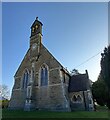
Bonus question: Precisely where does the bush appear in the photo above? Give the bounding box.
[0,100,9,108]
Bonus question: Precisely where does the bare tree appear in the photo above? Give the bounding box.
[0,84,10,100]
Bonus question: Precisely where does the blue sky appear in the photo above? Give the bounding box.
[2,2,108,95]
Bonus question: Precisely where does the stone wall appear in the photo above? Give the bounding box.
[9,43,70,111]
[83,90,94,111]
[69,91,85,111]
[33,85,69,111]
[9,89,26,109]
[69,90,94,111]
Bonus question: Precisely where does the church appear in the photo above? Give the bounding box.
[9,17,94,111]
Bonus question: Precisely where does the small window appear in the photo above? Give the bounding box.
[27,87,31,98]
[77,95,82,102]
[63,73,66,83]
[71,94,82,103]
[73,95,77,102]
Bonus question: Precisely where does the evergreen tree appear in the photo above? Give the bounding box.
[101,45,110,90]
[92,74,109,107]
[92,45,110,109]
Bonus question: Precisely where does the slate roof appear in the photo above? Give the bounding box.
[68,73,91,92]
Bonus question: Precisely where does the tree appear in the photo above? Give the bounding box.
[101,45,110,91]
[92,74,109,106]
[0,84,10,100]
[70,69,80,75]
[100,45,110,109]
[92,46,110,109]
[0,85,10,108]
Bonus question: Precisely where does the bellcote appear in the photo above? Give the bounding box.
[30,17,43,38]
[30,17,43,59]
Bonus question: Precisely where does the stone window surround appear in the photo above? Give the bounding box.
[15,68,30,89]
[41,66,48,86]
[38,63,49,87]
[21,68,30,89]
[71,93,83,103]
[27,86,32,98]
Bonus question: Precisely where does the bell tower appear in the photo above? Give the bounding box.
[24,17,43,111]
[30,17,43,37]
[30,17,43,59]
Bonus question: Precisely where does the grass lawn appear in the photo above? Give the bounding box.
[1,108,110,119]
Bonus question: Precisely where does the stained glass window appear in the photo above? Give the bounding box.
[40,65,48,86]
[41,68,44,86]
[22,70,29,89]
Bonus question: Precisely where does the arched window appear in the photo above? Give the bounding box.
[40,64,48,86]
[77,95,82,102]
[72,95,77,102]
[22,69,29,89]
[71,94,82,103]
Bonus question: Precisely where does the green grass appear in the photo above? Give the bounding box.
[2,109,109,119]
[96,105,109,111]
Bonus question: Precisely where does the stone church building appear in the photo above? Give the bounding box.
[9,17,94,111]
